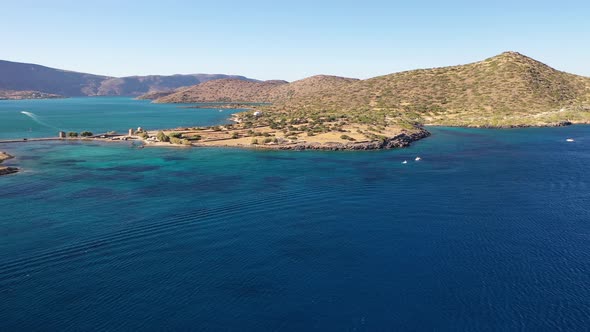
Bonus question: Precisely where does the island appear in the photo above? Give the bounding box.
[141,51,590,130]
[2,51,590,154]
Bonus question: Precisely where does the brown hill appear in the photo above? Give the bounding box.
[153,75,359,104]
[269,52,590,126]
[154,79,289,103]
[153,52,590,126]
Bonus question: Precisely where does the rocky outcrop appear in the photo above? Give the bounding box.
[276,128,430,151]
[0,166,18,176]
[0,151,18,176]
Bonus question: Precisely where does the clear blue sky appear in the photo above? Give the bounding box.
[2,0,589,81]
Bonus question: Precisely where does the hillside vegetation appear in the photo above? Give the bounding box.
[154,79,289,103]
[156,52,590,128]
[153,75,360,103]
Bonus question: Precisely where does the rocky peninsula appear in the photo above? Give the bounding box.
[0,152,18,176]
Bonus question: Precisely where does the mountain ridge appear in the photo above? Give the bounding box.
[0,60,259,98]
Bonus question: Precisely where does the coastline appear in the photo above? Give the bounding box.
[0,151,18,176]
[190,128,430,151]
[423,120,586,129]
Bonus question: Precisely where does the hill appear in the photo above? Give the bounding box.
[154,79,289,103]
[156,52,590,128]
[266,52,590,127]
[0,60,108,96]
[153,75,359,103]
[0,60,258,97]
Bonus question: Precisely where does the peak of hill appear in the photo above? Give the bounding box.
[0,60,259,97]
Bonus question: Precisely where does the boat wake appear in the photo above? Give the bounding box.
[20,111,59,130]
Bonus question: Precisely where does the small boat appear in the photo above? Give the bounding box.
[402,160,408,164]
[566,138,575,142]
[415,157,421,161]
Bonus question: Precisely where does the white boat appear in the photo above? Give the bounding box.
[566,138,575,142]
[415,157,421,161]
[402,160,408,164]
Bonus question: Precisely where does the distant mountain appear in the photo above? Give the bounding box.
[0,60,258,97]
[0,60,108,97]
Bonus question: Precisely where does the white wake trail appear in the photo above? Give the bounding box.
[20,111,59,130]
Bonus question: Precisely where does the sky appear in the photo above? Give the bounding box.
[1,0,589,81]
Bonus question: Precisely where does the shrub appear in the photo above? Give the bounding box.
[168,132,182,138]
[340,135,356,141]
[189,135,202,141]
[140,132,149,139]
[67,132,79,137]
[80,131,93,137]
[156,131,170,142]
[251,138,258,145]
[263,138,272,143]
[231,132,239,139]
[169,137,192,145]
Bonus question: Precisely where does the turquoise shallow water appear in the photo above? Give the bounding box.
[0,97,240,139]
[1,99,590,330]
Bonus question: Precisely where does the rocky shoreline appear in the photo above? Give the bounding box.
[0,152,18,176]
[266,128,431,151]
[425,120,587,129]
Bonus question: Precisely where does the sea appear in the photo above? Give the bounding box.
[1,98,589,330]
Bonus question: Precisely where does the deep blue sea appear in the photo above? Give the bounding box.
[1,98,589,330]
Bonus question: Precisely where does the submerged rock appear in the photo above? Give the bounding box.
[0,166,18,176]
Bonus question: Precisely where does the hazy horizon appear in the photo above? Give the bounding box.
[2,0,589,81]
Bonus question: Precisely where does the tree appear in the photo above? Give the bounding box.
[67,132,79,137]
[80,131,93,137]
[156,131,170,142]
